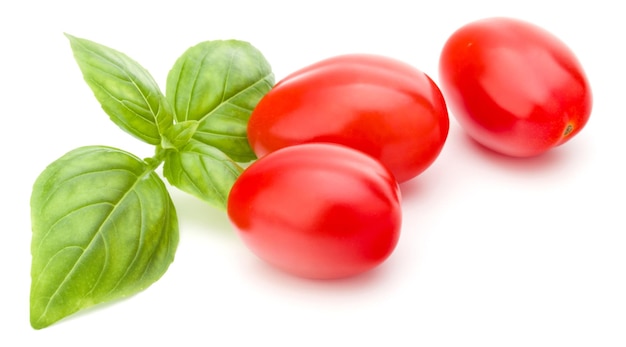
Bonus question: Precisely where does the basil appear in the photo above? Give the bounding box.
[30,35,274,329]
[163,139,243,210]
[30,146,178,329]
[166,40,274,162]
[66,34,173,145]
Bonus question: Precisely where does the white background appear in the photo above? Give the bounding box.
[2,0,624,345]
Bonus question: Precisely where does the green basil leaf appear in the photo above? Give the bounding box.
[66,34,173,145]
[163,140,243,210]
[161,120,199,150]
[30,146,179,329]
[166,40,274,162]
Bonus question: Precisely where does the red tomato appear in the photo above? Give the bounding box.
[439,17,592,157]
[227,143,402,279]
[247,54,449,183]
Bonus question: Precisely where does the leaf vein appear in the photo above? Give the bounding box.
[36,169,152,323]
[77,42,161,124]
[104,190,144,297]
[198,73,273,123]
[40,167,139,211]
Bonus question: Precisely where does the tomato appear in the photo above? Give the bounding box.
[247,54,449,183]
[227,143,402,279]
[439,17,592,157]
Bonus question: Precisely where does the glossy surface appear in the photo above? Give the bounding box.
[248,54,449,182]
[227,143,402,279]
[439,17,592,157]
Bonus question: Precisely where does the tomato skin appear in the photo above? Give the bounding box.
[439,17,592,157]
[247,54,449,183]
[227,143,402,279]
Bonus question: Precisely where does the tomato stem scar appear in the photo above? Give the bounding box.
[563,124,574,137]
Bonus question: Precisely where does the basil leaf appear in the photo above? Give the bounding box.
[163,140,243,210]
[166,40,274,162]
[161,120,199,150]
[30,146,179,329]
[66,34,173,145]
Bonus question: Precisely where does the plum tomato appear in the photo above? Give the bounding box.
[226,143,402,279]
[247,54,449,183]
[439,17,592,157]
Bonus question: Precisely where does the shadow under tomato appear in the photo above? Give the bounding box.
[399,177,424,199]
[242,253,397,294]
[236,258,406,313]
[397,157,451,208]
[459,131,573,174]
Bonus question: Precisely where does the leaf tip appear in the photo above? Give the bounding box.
[29,309,49,330]
[30,320,44,330]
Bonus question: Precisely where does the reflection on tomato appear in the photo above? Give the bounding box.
[248,54,449,183]
[227,143,402,279]
[439,17,592,157]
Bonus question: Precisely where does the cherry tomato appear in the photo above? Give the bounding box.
[439,17,592,157]
[247,54,449,183]
[227,143,402,279]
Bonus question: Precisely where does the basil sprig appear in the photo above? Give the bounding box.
[30,35,274,329]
